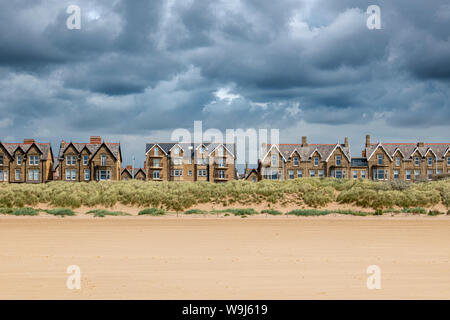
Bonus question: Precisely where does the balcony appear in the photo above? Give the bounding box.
[214,163,229,169]
[214,173,229,181]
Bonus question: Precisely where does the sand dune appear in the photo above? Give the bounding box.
[0,216,449,299]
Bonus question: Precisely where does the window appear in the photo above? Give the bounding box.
[153,159,160,167]
[15,169,20,181]
[310,170,316,177]
[414,157,420,166]
[66,169,76,181]
[293,157,299,166]
[153,170,160,179]
[173,147,180,156]
[297,170,303,178]
[0,155,3,165]
[188,170,192,176]
[252,177,256,183]
[29,155,39,165]
[97,170,110,181]
[29,169,39,181]
[406,170,411,180]
[199,146,205,153]
[271,154,278,167]
[289,170,294,179]
[361,170,366,179]
[71,169,76,180]
[395,157,400,167]
[314,158,319,166]
[218,147,224,156]
[218,158,225,167]
[447,157,450,166]
[84,169,90,181]
[437,169,442,175]
[0,169,7,181]
[353,170,358,179]
[377,154,383,165]
[218,170,225,179]
[318,170,324,178]
[101,155,107,166]
[373,168,387,180]
[427,170,433,180]
[172,158,182,165]
[17,155,22,165]
[83,155,88,166]
[335,169,343,179]
[428,157,433,166]
[154,147,159,156]
[393,170,399,179]
[336,155,342,166]
[414,170,420,179]
[198,169,204,177]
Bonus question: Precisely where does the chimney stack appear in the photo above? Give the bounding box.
[344,137,349,148]
[365,134,371,148]
[245,162,249,174]
[90,136,102,144]
[417,142,424,147]
[23,139,35,144]
[301,136,308,147]
[126,165,132,170]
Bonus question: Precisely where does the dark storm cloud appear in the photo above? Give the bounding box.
[0,0,449,166]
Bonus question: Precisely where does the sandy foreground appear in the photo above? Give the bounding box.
[0,215,449,299]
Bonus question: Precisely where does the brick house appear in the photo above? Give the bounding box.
[145,142,236,182]
[57,136,122,182]
[363,135,450,181]
[0,139,54,183]
[259,136,351,179]
[121,165,146,181]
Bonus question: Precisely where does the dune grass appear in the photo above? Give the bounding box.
[287,209,371,216]
[138,208,166,216]
[184,209,207,215]
[41,208,75,216]
[0,207,39,216]
[261,209,283,215]
[86,209,131,217]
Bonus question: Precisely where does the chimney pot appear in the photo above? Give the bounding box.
[417,142,424,147]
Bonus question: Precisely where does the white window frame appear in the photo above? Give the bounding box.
[395,157,400,167]
[314,157,319,166]
[414,157,420,166]
[393,170,399,179]
[427,170,433,180]
[293,157,299,166]
[0,169,8,181]
[353,170,358,179]
[288,170,294,179]
[414,169,420,179]
[271,154,278,167]
[405,170,411,180]
[310,170,316,177]
[0,155,3,166]
[427,157,433,167]
[17,155,22,166]
[377,154,383,165]
[84,169,90,181]
[297,170,303,178]
[83,155,88,166]
[188,170,192,176]
[318,170,324,178]
[153,170,160,179]
[101,154,107,166]
[154,147,159,156]
[336,155,341,166]
[361,170,366,179]
[15,169,20,181]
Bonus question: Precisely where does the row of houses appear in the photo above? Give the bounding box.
[0,135,449,183]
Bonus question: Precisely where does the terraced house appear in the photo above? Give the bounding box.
[362,135,450,181]
[145,142,236,182]
[0,139,54,183]
[259,136,352,180]
[57,136,122,182]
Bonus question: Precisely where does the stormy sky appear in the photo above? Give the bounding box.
[0,0,449,168]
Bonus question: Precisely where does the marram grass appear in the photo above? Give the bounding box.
[0,178,447,211]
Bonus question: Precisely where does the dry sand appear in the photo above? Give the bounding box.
[0,216,449,299]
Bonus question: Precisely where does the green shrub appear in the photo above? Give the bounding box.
[374,209,383,216]
[138,208,166,216]
[427,210,442,216]
[402,207,426,214]
[261,209,283,215]
[86,209,130,217]
[184,209,207,215]
[43,208,75,216]
[0,207,39,216]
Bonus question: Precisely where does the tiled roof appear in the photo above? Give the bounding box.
[366,143,450,160]
[121,167,146,178]
[145,142,236,157]
[267,143,351,162]
[58,142,121,160]
[0,142,52,160]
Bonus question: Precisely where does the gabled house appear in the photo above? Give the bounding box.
[259,136,351,179]
[0,139,54,183]
[57,136,122,182]
[363,135,450,181]
[121,166,146,181]
[145,142,236,182]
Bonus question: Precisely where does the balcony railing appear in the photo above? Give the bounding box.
[214,173,229,180]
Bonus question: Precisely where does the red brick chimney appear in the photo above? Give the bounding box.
[301,136,308,147]
[90,136,102,144]
[23,139,35,144]
[126,165,132,170]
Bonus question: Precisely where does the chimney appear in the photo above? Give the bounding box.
[245,162,249,174]
[126,165,132,170]
[23,139,35,144]
[365,134,371,148]
[90,136,102,144]
[344,137,349,148]
[362,150,366,158]
[417,142,424,147]
[301,136,308,147]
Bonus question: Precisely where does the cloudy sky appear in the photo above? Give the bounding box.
[0,0,449,168]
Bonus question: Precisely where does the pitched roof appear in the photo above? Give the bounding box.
[0,142,52,160]
[145,142,236,157]
[121,167,146,178]
[265,143,350,162]
[365,143,450,160]
[58,141,121,161]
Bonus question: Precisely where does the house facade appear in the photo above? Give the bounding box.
[121,166,146,181]
[0,139,54,183]
[145,142,236,182]
[363,135,450,181]
[57,136,122,182]
[259,136,352,180]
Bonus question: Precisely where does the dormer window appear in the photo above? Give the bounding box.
[335,155,341,166]
[414,157,420,166]
[17,155,22,165]
[448,157,450,166]
[66,155,76,166]
[428,157,433,166]
[314,157,319,166]
[83,155,88,166]
[29,155,39,166]
[154,147,159,156]
[200,146,205,154]
[0,155,3,165]
[174,147,180,156]
[395,157,400,166]
[271,154,278,167]
[218,146,224,156]
[293,157,299,166]
[101,154,107,166]
[377,154,383,165]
